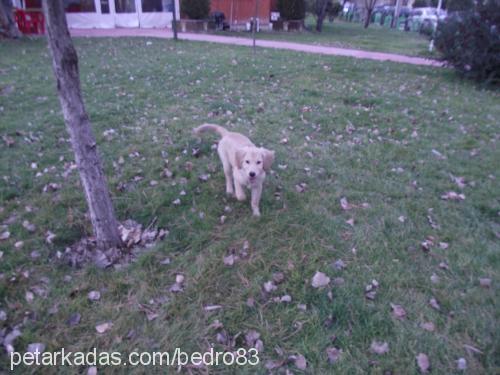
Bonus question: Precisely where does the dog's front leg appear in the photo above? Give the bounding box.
[223,164,234,196]
[233,170,246,201]
[250,184,263,217]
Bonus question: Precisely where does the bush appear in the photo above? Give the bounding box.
[447,0,474,12]
[278,0,306,20]
[181,0,210,20]
[435,0,500,84]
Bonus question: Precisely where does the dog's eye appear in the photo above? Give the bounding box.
[257,161,262,165]
[245,160,250,164]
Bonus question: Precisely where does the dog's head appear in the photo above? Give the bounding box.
[236,147,275,182]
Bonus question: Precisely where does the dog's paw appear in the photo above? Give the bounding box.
[236,193,246,201]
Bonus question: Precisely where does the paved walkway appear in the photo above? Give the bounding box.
[70,28,443,67]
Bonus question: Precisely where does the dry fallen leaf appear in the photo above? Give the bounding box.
[263,281,277,293]
[95,322,113,334]
[326,347,342,364]
[416,353,430,373]
[311,271,330,288]
[370,341,389,355]
[88,291,101,301]
[293,354,307,370]
[429,298,441,310]
[456,357,467,370]
[479,278,491,288]
[223,254,235,266]
[340,197,352,210]
[441,191,465,201]
[420,322,435,332]
[390,303,407,320]
[0,231,10,241]
[27,343,45,353]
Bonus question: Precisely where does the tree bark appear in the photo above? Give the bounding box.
[171,0,178,40]
[42,0,122,250]
[315,0,328,32]
[364,9,372,28]
[0,0,22,38]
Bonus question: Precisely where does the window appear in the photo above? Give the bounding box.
[64,0,96,12]
[142,0,164,12]
[115,0,136,12]
[101,0,110,13]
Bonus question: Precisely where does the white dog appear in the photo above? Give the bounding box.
[193,123,275,216]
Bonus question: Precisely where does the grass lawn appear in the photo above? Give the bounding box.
[214,19,435,57]
[0,37,499,374]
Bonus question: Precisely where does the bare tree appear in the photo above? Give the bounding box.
[363,0,378,28]
[0,0,22,38]
[42,0,123,250]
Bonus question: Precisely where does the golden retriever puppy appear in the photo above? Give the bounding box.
[193,123,275,216]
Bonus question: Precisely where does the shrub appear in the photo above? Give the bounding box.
[435,0,500,84]
[278,0,306,20]
[181,0,210,20]
[447,0,474,12]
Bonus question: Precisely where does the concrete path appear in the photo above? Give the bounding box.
[70,28,443,67]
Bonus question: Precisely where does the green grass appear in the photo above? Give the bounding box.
[214,18,435,57]
[0,37,499,374]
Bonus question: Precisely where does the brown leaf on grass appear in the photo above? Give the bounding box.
[138,304,159,321]
[416,353,430,373]
[340,197,352,210]
[390,303,407,320]
[0,231,10,240]
[3,328,21,353]
[27,343,46,353]
[370,341,389,355]
[293,354,307,370]
[203,305,222,312]
[223,254,235,266]
[311,271,330,288]
[245,330,260,347]
[88,291,101,301]
[45,231,56,244]
[2,135,15,147]
[95,322,113,333]
[457,358,467,370]
[22,220,36,232]
[326,347,342,364]
[479,278,492,288]
[295,183,307,193]
[429,298,441,310]
[265,360,284,370]
[272,272,285,284]
[263,281,277,293]
[441,191,465,201]
[420,322,435,332]
[67,313,81,326]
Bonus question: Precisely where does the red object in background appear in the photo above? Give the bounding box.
[14,9,45,35]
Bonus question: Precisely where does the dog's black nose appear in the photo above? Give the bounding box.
[249,172,256,178]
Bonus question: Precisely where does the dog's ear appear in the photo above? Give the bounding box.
[262,148,275,172]
[235,148,246,169]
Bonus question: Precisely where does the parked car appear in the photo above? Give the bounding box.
[409,7,447,32]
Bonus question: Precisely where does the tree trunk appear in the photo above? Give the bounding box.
[171,0,178,40]
[42,0,122,250]
[0,0,22,38]
[316,0,328,32]
[364,9,372,28]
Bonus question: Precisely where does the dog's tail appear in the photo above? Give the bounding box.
[193,123,229,138]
